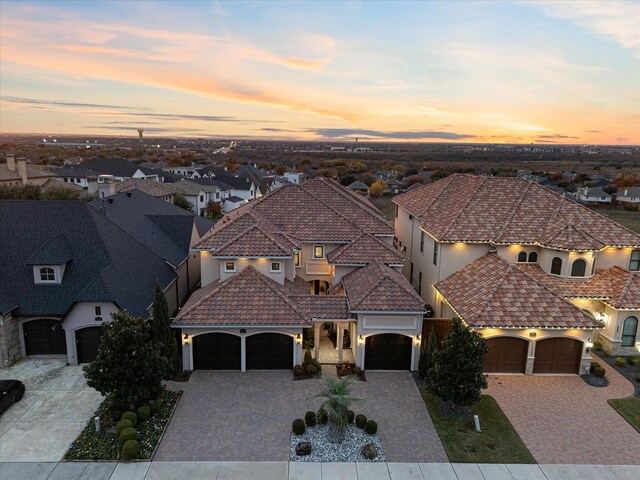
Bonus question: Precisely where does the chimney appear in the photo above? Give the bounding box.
[17,159,27,184]
[6,154,15,171]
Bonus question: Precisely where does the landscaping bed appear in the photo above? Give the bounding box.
[420,387,535,464]
[608,397,640,433]
[593,352,640,397]
[336,362,366,381]
[65,388,181,461]
[290,424,384,462]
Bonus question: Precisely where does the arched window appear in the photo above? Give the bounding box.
[517,251,527,262]
[39,267,55,281]
[622,316,638,347]
[551,257,562,275]
[528,252,538,263]
[571,259,587,277]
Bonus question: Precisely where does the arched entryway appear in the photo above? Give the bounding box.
[364,334,412,370]
[192,333,241,370]
[75,326,103,363]
[309,280,329,295]
[23,319,67,355]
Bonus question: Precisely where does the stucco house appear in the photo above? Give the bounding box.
[617,187,640,205]
[0,193,212,368]
[173,177,425,372]
[577,186,612,205]
[393,174,640,375]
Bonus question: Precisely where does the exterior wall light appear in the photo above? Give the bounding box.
[415,335,421,346]
[358,335,364,345]
[586,338,593,349]
[182,334,190,345]
[295,334,302,344]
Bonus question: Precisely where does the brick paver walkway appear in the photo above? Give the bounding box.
[485,359,639,465]
[155,371,446,462]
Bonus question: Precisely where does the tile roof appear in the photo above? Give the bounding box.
[434,253,602,329]
[518,264,640,309]
[341,262,425,312]
[393,174,640,250]
[115,179,177,197]
[290,295,351,319]
[327,233,403,265]
[173,266,312,326]
[0,163,56,181]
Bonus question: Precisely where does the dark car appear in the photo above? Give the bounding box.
[0,380,25,415]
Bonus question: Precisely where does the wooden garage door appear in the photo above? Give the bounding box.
[484,337,528,373]
[193,333,241,370]
[533,338,582,374]
[76,327,102,364]
[365,334,412,370]
[246,333,293,370]
[23,319,67,355]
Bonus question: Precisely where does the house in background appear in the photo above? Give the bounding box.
[173,177,425,372]
[172,178,223,216]
[393,174,640,376]
[347,181,370,195]
[577,186,612,205]
[115,178,177,203]
[1,154,57,186]
[617,187,640,205]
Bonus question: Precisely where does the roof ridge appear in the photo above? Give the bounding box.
[315,177,385,218]
[416,174,456,220]
[616,268,635,307]
[248,267,311,322]
[471,254,513,322]
[347,266,388,310]
[440,176,489,240]
[496,180,535,243]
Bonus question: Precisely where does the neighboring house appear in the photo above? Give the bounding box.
[89,190,213,313]
[283,172,304,185]
[385,179,403,194]
[172,178,222,216]
[79,158,160,182]
[40,178,85,193]
[347,181,370,195]
[115,178,177,203]
[617,187,640,205]
[577,186,612,205]
[1,155,57,186]
[0,200,179,368]
[221,195,247,213]
[393,174,640,376]
[173,177,425,372]
[50,166,100,191]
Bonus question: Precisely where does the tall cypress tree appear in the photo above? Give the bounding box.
[152,282,180,379]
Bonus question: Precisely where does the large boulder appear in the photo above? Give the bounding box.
[296,441,312,456]
[361,443,377,460]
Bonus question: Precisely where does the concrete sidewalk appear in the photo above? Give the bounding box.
[2,461,639,480]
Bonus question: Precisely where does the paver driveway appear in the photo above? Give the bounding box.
[0,358,103,462]
[156,371,446,462]
[485,359,640,465]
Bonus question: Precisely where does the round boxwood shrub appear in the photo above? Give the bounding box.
[118,427,138,447]
[120,439,140,461]
[590,362,600,374]
[293,365,304,376]
[345,409,355,424]
[305,411,317,427]
[121,411,137,426]
[317,408,328,425]
[364,420,378,435]
[136,405,151,422]
[627,356,638,366]
[115,419,133,436]
[594,366,606,378]
[615,356,626,367]
[355,414,367,429]
[292,419,305,435]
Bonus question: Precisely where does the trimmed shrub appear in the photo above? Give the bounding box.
[615,357,626,367]
[627,356,638,366]
[118,427,138,447]
[120,439,140,461]
[593,342,603,351]
[304,411,317,427]
[355,414,367,429]
[304,363,318,376]
[121,411,137,426]
[590,362,600,373]
[292,419,305,435]
[352,366,363,376]
[115,419,133,436]
[293,365,304,376]
[317,408,328,425]
[364,420,378,435]
[136,405,151,422]
[150,398,162,414]
[345,409,355,424]
[594,366,606,378]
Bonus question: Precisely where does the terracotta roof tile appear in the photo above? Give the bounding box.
[291,295,351,319]
[342,262,424,312]
[393,174,640,250]
[115,179,177,198]
[435,253,602,329]
[327,233,403,265]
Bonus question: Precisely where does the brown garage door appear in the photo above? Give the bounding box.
[484,337,528,373]
[533,338,582,374]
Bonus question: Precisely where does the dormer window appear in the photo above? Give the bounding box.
[517,251,527,263]
[630,250,640,271]
[551,257,563,275]
[224,261,236,272]
[270,262,281,273]
[528,252,538,263]
[571,259,587,277]
[40,267,55,282]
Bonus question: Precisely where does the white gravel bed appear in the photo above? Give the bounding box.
[290,424,385,462]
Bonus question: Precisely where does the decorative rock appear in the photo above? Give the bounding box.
[361,443,377,460]
[296,441,312,456]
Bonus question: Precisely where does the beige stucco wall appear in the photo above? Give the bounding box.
[596,247,634,270]
[219,257,291,284]
[63,302,119,365]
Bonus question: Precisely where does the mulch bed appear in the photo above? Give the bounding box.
[336,362,366,381]
[580,373,609,388]
[593,351,640,397]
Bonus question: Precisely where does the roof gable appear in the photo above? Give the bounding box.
[327,233,403,265]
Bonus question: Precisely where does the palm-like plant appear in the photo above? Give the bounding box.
[311,375,361,443]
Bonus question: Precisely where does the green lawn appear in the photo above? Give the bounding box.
[420,387,535,464]
[598,209,640,233]
[608,397,640,433]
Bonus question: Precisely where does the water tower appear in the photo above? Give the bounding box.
[137,129,144,145]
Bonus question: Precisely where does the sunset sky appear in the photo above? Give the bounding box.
[1,1,639,144]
